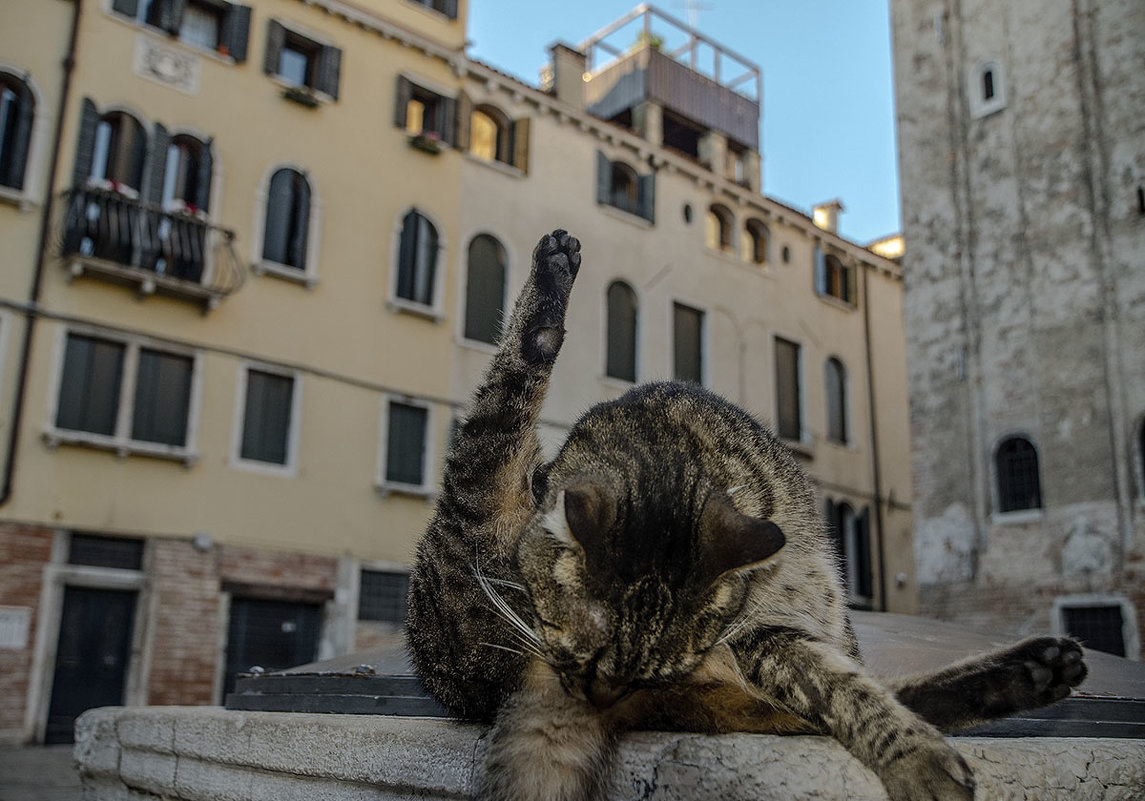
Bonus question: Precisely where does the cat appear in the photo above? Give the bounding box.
[406,230,1087,801]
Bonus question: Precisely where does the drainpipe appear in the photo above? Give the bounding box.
[0,0,81,507]
[861,262,889,611]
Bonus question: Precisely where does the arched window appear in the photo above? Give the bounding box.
[263,168,311,270]
[970,59,1007,118]
[161,134,211,212]
[995,436,1043,513]
[742,218,768,265]
[605,280,637,382]
[0,72,34,191]
[470,105,510,164]
[464,234,506,344]
[396,209,439,306]
[89,110,147,190]
[609,161,639,215]
[825,357,848,444]
[706,204,733,252]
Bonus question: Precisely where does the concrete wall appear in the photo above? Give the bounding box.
[891,0,1145,647]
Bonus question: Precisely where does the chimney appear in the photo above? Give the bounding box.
[543,42,587,109]
[812,199,845,234]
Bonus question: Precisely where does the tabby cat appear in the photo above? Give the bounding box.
[407,230,1086,801]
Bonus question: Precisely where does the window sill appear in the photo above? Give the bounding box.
[781,436,814,460]
[254,260,319,288]
[600,374,637,389]
[408,133,448,154]
[107,11,239,66]
[280,84,326,108]
[42,428,198,466]
[230,455,298,478]
[815,292,858,312]
[388,299,445,322]
[463,151,524,178]
[457,336,500,354]
[66,257,226,311]
[0,185,37,211]
[376,481,437,500]
[992,509,1044,526]
[598,203,654,228]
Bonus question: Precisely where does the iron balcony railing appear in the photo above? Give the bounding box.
[60,184,245,308]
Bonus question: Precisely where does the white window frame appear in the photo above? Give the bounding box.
[969,59,1007,119]
[250,162,322,288]
[388,206,447,320]
[0,65,48,211]
[230,360,302,477]
[43,325,203,464]
[376,395,435,497]
[1051,594,1140,661]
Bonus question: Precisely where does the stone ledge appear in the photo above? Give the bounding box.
[75,706,1145,801]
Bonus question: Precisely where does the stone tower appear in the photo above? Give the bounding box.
[890,0,1145,656]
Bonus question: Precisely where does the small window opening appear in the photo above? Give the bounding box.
[1137,186,1144,217]
[982,69,995,101]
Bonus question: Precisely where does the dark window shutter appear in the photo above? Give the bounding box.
[131,349,192,446]
[159,0,187,35]
[440,96,457,146]
[288,172,310,269]
[264,19,286,74]
[813,246,827,295]
[111,0,140,16]
[672,303,703,385]
[464,234,507,344]
[606,281,637,381]
[856,507,873,600]
[317,45,341,100]
[393,75,412,128]
[144,123,170,206]
[637,172,655,223]
[221,4,251,63]
[511,116,530,173]
[454,91,472,151]
[595,150,610,205]
[241,369,293,464]
[263,168,291,264]
[386,402,428,485]
[441,0,458,19]
[125,117,148,190]
[397,210,416,298]
[2,80,34,190]
[195,138,213,212]
[56,334,125,437]
[775,338,801,440]
[72,99,100,186]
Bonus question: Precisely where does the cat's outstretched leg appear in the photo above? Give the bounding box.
[889,635,1086,732]
[407,231,581,720]
[478,661,615,801]
[731,628,975,801]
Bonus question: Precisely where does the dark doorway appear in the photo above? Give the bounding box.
[222,597,321,699]
[46,586,137,744]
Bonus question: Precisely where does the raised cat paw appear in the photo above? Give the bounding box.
[1001,635,1087,708]
[880,740,975,801]
[522,230,581,364]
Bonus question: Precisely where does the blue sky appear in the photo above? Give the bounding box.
[467,1,900,244]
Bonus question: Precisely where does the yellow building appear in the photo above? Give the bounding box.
[0,0,912,744]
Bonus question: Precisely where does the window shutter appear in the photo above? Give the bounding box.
[264,19,286,74]
[441,0,458,19]
[595,150,610,205]
[393,75,412,128]
[856,507,873,600]
[159,0,187,36]
[813,246,826,295]
[289,172,311,269]
[144,123,170,205]
[221,4,251,63]
[317,45,342,100]
[637,172,655,223]
[511,116,530,173]
[454,91,471,151]
[195,138,213,212]
[440,96,457,146]
[111,0,139,18]
[4,81,34,190]
[72,99,100,186]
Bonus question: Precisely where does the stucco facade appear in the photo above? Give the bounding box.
[890,0,1145,656]
[0,0,912,744]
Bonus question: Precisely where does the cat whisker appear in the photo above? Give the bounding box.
[480,642,525,656]
[473,562,544,650]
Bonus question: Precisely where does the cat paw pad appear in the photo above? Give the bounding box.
[1015,636,1087,703]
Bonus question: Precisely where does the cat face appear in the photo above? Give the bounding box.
[513,479,785,708]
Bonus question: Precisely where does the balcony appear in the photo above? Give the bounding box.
[581,4,761,150]
[59,185,245,310]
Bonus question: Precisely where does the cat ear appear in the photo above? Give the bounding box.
[699,492,786,583]
[560,480,617,558]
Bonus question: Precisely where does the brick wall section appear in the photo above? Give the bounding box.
[146,539,220,706]
[0,524,52,733]
[218,546,338,593]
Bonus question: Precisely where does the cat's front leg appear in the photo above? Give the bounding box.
[478,660,616,801]
[731,628,974,801]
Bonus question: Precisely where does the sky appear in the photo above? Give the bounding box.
[467,0,901,244]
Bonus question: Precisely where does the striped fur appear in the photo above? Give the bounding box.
[406,230,1087,801]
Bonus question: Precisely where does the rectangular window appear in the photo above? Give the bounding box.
[265,20,341,99]
[393,77,455,144]
[673,302,704,385]
[775,337,802,441]
[1062,604,1126,657]
[179,0,223,50]
[114,0,250,61]
[358,570,410,624]
[69,533,145,570]
[240,369,295,466]
[53,332,197,457]
[384,401,429,488]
